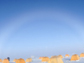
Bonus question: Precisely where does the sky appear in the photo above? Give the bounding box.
[0,0,84,60]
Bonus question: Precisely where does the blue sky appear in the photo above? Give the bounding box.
[0,0,84,60]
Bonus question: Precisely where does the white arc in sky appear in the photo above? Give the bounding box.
[0,10,84,53]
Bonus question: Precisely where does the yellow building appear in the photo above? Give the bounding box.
[48,56,63,63]
[2,59,9,63]
[13,59,17,62]
[51,56,57,58]
[41,57,49,62]
[80,53,84,57]
[39,57,43,60]
[65,54,69,57]
[71,54,79,61]
[16,58,25,63]
[26,58,32,62]
[58,55,63,58]
[0,59,2,62]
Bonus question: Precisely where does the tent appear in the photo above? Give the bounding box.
[48,56,64,63]
[26,58,32,62]
[65,54,69,57]
[13,59,17,62]
[58,55,63,58]
[16,58,25,63]
[71,54,80,61]
[0,59,2,62]
[2,59,9,63]
[80,53,84,57]
[41,57,49,62]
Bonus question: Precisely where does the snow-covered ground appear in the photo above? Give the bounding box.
[63,57,84,63]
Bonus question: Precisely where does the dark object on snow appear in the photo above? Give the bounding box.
[7,57,10,61]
